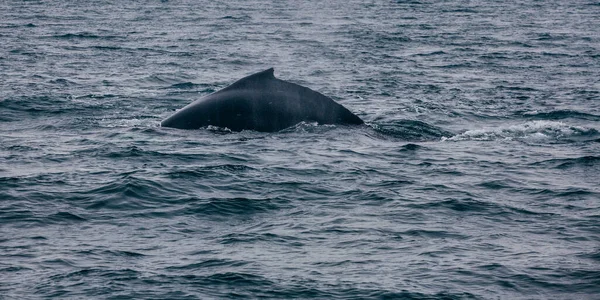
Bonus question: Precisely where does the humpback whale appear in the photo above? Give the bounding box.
[160,68,363,132]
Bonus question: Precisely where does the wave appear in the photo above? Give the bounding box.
[165,82,203,89]
[46,211,87,223]
[371,120,454,141]
[52,33,122,40]
[531,155,600,170]
[219,232,304,246]
[53,273,478,299]
[165,164,255,179]
[31,265,481,299]
[521,110,600,121]
[399,143,422,151]
[183,197,284,217]
[48,78,79,86]
[56,172,286,219]
[444,121,598,143]
[165,259,248,271]
[0,96,76,116]
[406,196,555,218]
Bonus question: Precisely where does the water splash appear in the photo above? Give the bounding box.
[444,121,598,142]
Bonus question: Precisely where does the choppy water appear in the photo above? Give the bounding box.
[1,0,599,299]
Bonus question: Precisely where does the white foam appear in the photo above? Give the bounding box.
[99,118,156,128]
[443,121,592,142]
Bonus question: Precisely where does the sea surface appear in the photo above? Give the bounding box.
[1,0,599,299]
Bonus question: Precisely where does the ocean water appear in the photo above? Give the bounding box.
[1,0,599,299]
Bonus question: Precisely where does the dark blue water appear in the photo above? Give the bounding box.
[1,0,599,299]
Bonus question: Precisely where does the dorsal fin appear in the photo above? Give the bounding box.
[223,68,276,91]
[248,68,275,80]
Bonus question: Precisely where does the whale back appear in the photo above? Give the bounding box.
[160,68,363,132]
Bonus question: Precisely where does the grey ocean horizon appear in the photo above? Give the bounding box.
[1,0,599,299]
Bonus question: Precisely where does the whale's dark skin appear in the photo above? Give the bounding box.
[160,68,364,132]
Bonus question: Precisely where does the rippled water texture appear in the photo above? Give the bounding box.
[1,0,599,299]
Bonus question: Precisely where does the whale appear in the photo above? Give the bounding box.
[160,68,363,132]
